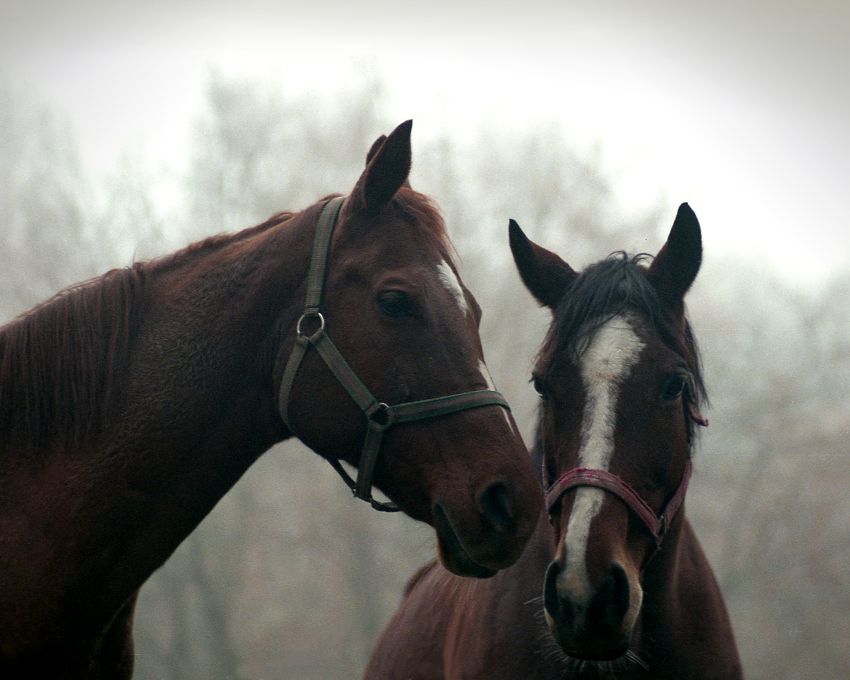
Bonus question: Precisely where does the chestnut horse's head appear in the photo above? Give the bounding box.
[279,121,542,577]
[510,205,707,658]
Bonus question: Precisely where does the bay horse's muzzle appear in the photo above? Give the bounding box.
[541,462,692,659]
[543,557,635,660]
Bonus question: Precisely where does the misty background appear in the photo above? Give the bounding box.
[2,2,849,678]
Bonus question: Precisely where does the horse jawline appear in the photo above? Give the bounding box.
[432,503,497,579]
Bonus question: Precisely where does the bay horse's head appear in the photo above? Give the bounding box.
[279,121,542,577]
[510,205,707,659]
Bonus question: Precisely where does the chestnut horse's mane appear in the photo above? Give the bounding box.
[0,188,451,460]
[391,188,455,264]
[0,212,294,459]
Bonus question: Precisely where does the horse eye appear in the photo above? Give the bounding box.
[377,291,416,318]
[661,374,688,401]
[532,376,551,400]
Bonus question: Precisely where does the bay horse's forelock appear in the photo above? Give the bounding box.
[0,121,543,678]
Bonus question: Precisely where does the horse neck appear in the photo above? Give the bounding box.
[632,512,724,676]
[0,212,318,633]
[114,210,314,466]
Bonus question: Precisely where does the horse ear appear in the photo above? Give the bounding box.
[647,203,702,315]
[509,219,577,310]
[351,120,412,215]
[365,134,387,163]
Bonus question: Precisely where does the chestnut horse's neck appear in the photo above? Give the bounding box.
[0,208,304,461]
[0,207,316,672]
[630,515,741,679]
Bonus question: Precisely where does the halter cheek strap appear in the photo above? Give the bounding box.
[545,459,692,551]
[278,197,512,512]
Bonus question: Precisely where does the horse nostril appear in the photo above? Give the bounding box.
[477,481,516,535]
[543,560,564,623]
[591,563,631,630]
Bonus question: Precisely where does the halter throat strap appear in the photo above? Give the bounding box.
[545,460,692,551]
[278,197,511,512]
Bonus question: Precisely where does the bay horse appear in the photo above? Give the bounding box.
[0,120,542,679]
[365,204,742,679]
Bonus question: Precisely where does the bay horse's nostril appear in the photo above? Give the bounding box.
[543,560,565,624]
[590,563,631,632]
[477,481,516,535]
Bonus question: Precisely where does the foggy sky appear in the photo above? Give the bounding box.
[2,0,848,287]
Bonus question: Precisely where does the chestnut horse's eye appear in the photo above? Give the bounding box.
[661,374,689,401]
[532,376,551,401]
[377,290,416,318]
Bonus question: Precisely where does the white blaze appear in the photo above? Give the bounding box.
[563,314,645,593]
[437,260,469,317]
[438,261,512,429]
[479,359,515,430]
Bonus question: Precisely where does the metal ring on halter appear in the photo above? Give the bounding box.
[296,312,325,343]
[366,402,393,431]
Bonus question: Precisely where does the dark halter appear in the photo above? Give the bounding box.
[545,460,692,552]
[278,197,513,512]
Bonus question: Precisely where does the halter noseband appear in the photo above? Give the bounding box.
[278,196,512,512]
[544,460,692,552]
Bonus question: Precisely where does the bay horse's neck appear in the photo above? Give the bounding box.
[634,513,741,679]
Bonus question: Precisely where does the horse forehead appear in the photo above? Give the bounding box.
[575,314,646,470]
[578,315,646,384]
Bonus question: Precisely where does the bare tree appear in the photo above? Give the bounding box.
[0,77,94,319]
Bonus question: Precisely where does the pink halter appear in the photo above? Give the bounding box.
[545,460,692,550]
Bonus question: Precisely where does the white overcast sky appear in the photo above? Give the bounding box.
[2,0,848,288]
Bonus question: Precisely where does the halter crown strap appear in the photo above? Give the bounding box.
[278,196,345,430]
[545,460,692,550]
[278,196,512,512]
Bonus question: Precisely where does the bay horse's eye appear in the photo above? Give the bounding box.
[661,374,689,401]
[377,290,416,318]
[532,376,551,401]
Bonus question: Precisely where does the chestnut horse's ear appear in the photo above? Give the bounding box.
[509,219,577,310]
[647,203,702,316]
[351,120,412,215]
[365,134,387,163]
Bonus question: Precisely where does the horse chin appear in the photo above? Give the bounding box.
[544,610,632,662]
[564,643,630,663]
[558,638,629,663]
[432,503,498,578]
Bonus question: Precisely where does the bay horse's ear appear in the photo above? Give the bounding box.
[647,203,702,316]
[509,219,577,310]
[351,120,412,215]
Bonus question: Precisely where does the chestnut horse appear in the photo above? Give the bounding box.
[0,121,542,679]
[365,204,742,679]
